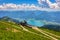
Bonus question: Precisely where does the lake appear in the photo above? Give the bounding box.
[26,19,45,27]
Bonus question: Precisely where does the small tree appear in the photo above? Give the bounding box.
[19,20,27,26]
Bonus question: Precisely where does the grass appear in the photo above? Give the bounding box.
[39,27,60,36]
[0,21,51,40]
[24,26,51,39]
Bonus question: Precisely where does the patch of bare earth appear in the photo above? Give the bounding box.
[6,28,11,31]
[12,28,20,32]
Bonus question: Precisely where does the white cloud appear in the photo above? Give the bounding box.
[0,0,60,9]
[37,0,46,4]
[46,0,59,9]
[37,0,60,9]
[56,0,60,7]
[0,0,60,11]
[0,3,17,9]
[0,5,4,9]
[0,3,39,10]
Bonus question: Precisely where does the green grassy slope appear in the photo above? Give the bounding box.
[39,27,60,39]
[39,28,60,36]
[0,21,51,40]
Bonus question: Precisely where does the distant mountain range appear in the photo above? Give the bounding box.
[0,11,60,23]
[0,16,20,24]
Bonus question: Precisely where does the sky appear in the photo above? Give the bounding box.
[0,0,56,5]
[50,0,56,3]
[0,0,38,5]
[0,0,55,4]
[0,0,60,11]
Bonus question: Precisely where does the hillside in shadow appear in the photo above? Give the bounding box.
[42,24,60,31]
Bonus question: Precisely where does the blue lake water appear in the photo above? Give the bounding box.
[26,20,45,27]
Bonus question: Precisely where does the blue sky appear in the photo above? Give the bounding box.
[50,0,56,3]
[0,0,55,5]
[0,0,38,5]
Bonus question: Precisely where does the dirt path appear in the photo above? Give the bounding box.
[32,27,58,40]
[39,28,60,38]
[20,25,43,35]
[20,25,51,39]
